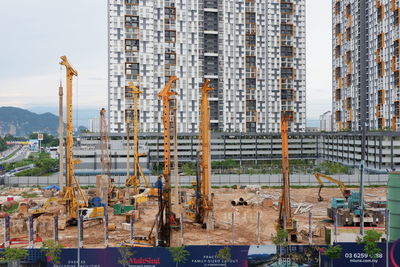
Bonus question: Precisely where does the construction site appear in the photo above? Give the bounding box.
[0,56,395,251]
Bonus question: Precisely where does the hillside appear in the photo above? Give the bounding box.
[0,107,60,137]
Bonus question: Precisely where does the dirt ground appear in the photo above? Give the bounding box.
[0,186,387,248]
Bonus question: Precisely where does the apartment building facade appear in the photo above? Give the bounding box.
[333,0,400,131]
[108,0,306,134]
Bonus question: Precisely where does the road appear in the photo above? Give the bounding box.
[0,145,30,164]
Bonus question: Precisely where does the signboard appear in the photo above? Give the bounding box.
[37,133,44,141]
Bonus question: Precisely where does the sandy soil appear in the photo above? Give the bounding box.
[0,186,387,248]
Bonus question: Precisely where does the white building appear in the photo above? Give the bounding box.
[320,111,332,132]
[108,0,306,133]
[332,0,400,131]
[88,117,100,133]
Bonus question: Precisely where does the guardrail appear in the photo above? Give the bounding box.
[0,173,388,187]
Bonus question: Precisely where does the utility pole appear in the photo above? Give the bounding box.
[58,82,64,192]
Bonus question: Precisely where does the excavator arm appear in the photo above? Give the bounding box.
[313,172,351,201]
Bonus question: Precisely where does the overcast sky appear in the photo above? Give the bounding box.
[0,0,332,124]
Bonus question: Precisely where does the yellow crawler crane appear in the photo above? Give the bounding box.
[60,56,103,221]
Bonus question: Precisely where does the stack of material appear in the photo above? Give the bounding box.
[231,198,248,206]
[96,175,109,205]
[294,203,313,214]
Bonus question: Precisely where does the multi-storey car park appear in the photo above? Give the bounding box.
[74,131,400,175]
[333,0,400,131]
[108,0,306,134]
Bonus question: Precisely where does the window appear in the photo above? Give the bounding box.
[335,67,341,79]
[125,0,138,4]
[377,5,383,21]
[346,51,352,63]
[281,23,293,35]
[281,46,294,57]
[346,27,351,41]
[246,78,256,89]
[395,101,400,117]
[281,2,293,14]
[281,89,294,100]
[335,1,340,14]
[125,39,139,52]
[335,110,341,122]
[246,34,256,46]
[335,88,341,101]
[378,117,385,129]
[165,30,176,42]
[346,97,352,110]
[395,9,399,25]
[246,56,256,66]
[165,53,176,65]
[245,12,256,24]
[281,68,293,78]
[378,62,384,77]
[395,70,400,87]
[335,23,341,35]
[165,7,176,20]
[395,39,399,57]
[378,89,385,104]
[377,32,384,49]
[346,4,351,16]
[125,16,139,27]
[346,74,352,86]
[125,63,139,75]
[335,45,341,58]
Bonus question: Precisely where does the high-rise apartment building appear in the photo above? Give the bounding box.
[320,111,332,132]
[333,0,400,131]
[108,0,306,134]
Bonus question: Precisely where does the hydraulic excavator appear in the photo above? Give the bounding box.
[277,112,297,241]
[313,172,351,202]
[59,56,104,221]
[187,80,214,228]
[124,76,179,247]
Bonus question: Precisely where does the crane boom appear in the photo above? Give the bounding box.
[313,172,352,201]
[157,76,178,246]
[59,56,87,219]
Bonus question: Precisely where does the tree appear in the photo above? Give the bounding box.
[168,246,190,267]
[41,240,64,265]
[0,248,28,267]
[216,247,232,267]
[323,245,342,267]
[357,230,382,266]
[117,246,134,267]
[272,229,288,246]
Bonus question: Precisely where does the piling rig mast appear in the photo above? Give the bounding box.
[100,108,115,201]
[277,112,297,240]
[157,76,178,247]
[59,56,87,219]
[191,80,214,226]
[125,82,148,195]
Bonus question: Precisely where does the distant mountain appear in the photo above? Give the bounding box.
[0,107,60,137]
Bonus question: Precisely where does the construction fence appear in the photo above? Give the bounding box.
[1,173,388,187]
